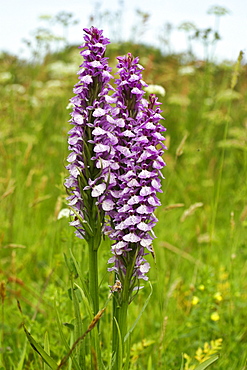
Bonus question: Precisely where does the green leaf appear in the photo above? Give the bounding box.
[63,322,74,331]
[147,355,152,370]
[23,325,58,370]
[64,253,78,278]
[194,354,219,370]
[68,206,94,237]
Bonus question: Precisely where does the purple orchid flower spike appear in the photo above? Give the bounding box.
[64,26,115,249]
[65,29,166,296]
[96,53,167,291]
[64,30,167,364]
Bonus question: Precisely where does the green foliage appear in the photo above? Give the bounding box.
[0,34,247,370]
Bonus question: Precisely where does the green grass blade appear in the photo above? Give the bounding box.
[180,353,184,370]
[74,282,104,370]
[74,282,94,320]
[44,332,50,370]
[23,325,58,370]
[54,302,71,352]
[69,249,91,303]
[124,282,153,342]
[54,302,81,370]
[194,355,219,370]
[16,338,28,370]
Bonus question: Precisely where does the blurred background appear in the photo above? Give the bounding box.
[0,0,246,61]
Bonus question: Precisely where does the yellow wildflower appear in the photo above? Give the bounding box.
[192,296,200,305]
[211,312,220,321]
[214,292,223,302]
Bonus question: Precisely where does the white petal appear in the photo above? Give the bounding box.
[139,262,150,273]
[140,186,153,196]
[102,199,114,211]
[139,170,152,179]
[81,75,93,84]
[137,222,150,231]
[57,208,71,220]
[94,143,110,153]
[73,113,84,125]
[123,233,141,243]
[93,108,106,117]
[140,239,152,247]
[136,205,149,214]
[92,127,107,135]
[91,183,106,197]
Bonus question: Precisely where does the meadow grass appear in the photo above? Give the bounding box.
[0,44,247,369]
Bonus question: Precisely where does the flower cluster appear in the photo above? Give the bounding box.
[99,54,166,284]
[64,27,114,246]
[65,28,166,284]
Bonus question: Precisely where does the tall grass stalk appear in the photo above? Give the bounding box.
[210,51,244,242]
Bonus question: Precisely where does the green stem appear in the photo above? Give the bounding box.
[112,291,129,370]
[112,253,137,369]
[118,268,132,343]
[87,237,104,370]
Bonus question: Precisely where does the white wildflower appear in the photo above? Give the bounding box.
[178,66,195,76]
[144,84,166,96]
[57,208,72,220]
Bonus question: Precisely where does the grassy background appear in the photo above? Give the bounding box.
[0,41,247,369]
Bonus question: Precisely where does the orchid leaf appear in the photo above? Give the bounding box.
[23,325,58,370]
[194,354,219,370]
